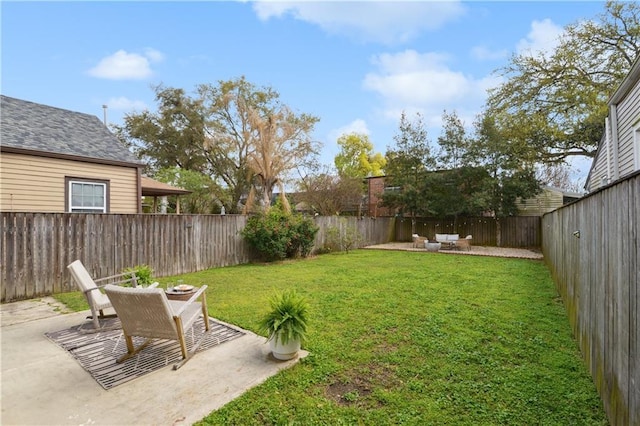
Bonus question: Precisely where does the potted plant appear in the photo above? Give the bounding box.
[258,290,309,360]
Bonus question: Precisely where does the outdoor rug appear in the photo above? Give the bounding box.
[45,317,245,389]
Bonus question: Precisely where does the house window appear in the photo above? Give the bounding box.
[66,178,109,213]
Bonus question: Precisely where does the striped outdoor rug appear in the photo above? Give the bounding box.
[45,317,245,389]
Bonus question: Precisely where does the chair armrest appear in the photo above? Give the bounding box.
[94,271,140,287]
[149,282,160,288]
[172,285,208,317]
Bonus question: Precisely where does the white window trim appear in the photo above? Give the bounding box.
[68,179,107,213]
[634,123,640,171]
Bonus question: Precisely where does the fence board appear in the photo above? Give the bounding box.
[0,214,394,302]
[542,172,639,426]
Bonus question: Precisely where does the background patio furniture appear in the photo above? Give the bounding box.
[435,233,459,249]
[412,234,428,248]
[455,235,473,251]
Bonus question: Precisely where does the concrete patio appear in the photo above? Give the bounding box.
[1,298,306,425]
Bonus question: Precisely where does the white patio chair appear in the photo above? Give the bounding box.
[67,259,157,330]
[104,284,210,370]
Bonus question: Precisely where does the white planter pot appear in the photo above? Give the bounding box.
[425,242,441,252]
[269,336,301,360]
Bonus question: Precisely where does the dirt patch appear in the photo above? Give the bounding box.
[325,364,399,407]
[326,379,373,406]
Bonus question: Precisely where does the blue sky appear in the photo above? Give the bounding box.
[2,1,606,182]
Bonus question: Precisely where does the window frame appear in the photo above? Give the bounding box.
[65,177,110,213]
[634,123,640,171]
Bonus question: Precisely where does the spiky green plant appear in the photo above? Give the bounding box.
[258,290,309,345]
[122,264,154,286]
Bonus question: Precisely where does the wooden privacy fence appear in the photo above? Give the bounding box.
[313,216,395,250]
[1,213,252,302]
[395,216,541,247]
[542,172,639,426]
[1,213,395,302]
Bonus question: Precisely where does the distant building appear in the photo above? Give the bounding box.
[365,176,397,217]
[516,186,584,216]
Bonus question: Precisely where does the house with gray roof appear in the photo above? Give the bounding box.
[0,95,145,213]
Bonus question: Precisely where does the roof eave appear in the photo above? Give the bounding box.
[0,145,145,168]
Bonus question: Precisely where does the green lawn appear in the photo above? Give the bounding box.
[55,250,607,425]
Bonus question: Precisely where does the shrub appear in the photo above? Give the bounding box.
[288,214,319,258]
[241,208,318,262]
[324,220,363,253]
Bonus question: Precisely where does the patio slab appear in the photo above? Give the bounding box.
[1,299,307,426]
[363,242,544,259]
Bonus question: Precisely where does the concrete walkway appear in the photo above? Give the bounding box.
[1,298,306,426]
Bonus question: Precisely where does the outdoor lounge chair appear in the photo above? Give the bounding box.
[67,259,156,331]
[455,235,473,251]
[104,284,210,370]
[412,234,428,248]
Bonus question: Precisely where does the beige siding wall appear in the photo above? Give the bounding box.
[0,152,139,213]
[517,188,563,216]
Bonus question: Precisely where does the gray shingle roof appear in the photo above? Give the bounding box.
[1,95,142,165]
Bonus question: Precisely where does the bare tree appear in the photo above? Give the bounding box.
[244,106,319,213]
[296,168,364,216]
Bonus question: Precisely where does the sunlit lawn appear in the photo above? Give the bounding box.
[55,250,607,425]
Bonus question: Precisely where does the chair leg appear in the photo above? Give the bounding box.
[172,312,211,370]
[91,308,101,329]
[172,317,193,370]
[201,293,210,331]
[116,335,152,363]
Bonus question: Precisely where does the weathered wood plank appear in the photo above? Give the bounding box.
[542,173,639,426]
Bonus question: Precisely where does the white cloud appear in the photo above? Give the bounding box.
[105,96,147,111]
[252,1,466,44]
[88,49,164,80]
[143,48,165,63]
[516,19,563,56]
[362,49,501,133]
[328,119,370,142]
[471,45,508,61]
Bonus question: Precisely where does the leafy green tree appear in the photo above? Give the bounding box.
[114,77,319,214]
[113,85,208,174]
[437,110,472,169]
[382,112,435,232]
[334,133,386,178]
[420,167,491,218]
[429,110,508,226]
[470,113,541,245]
[153,167,227,214]
[486,1,640,164]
